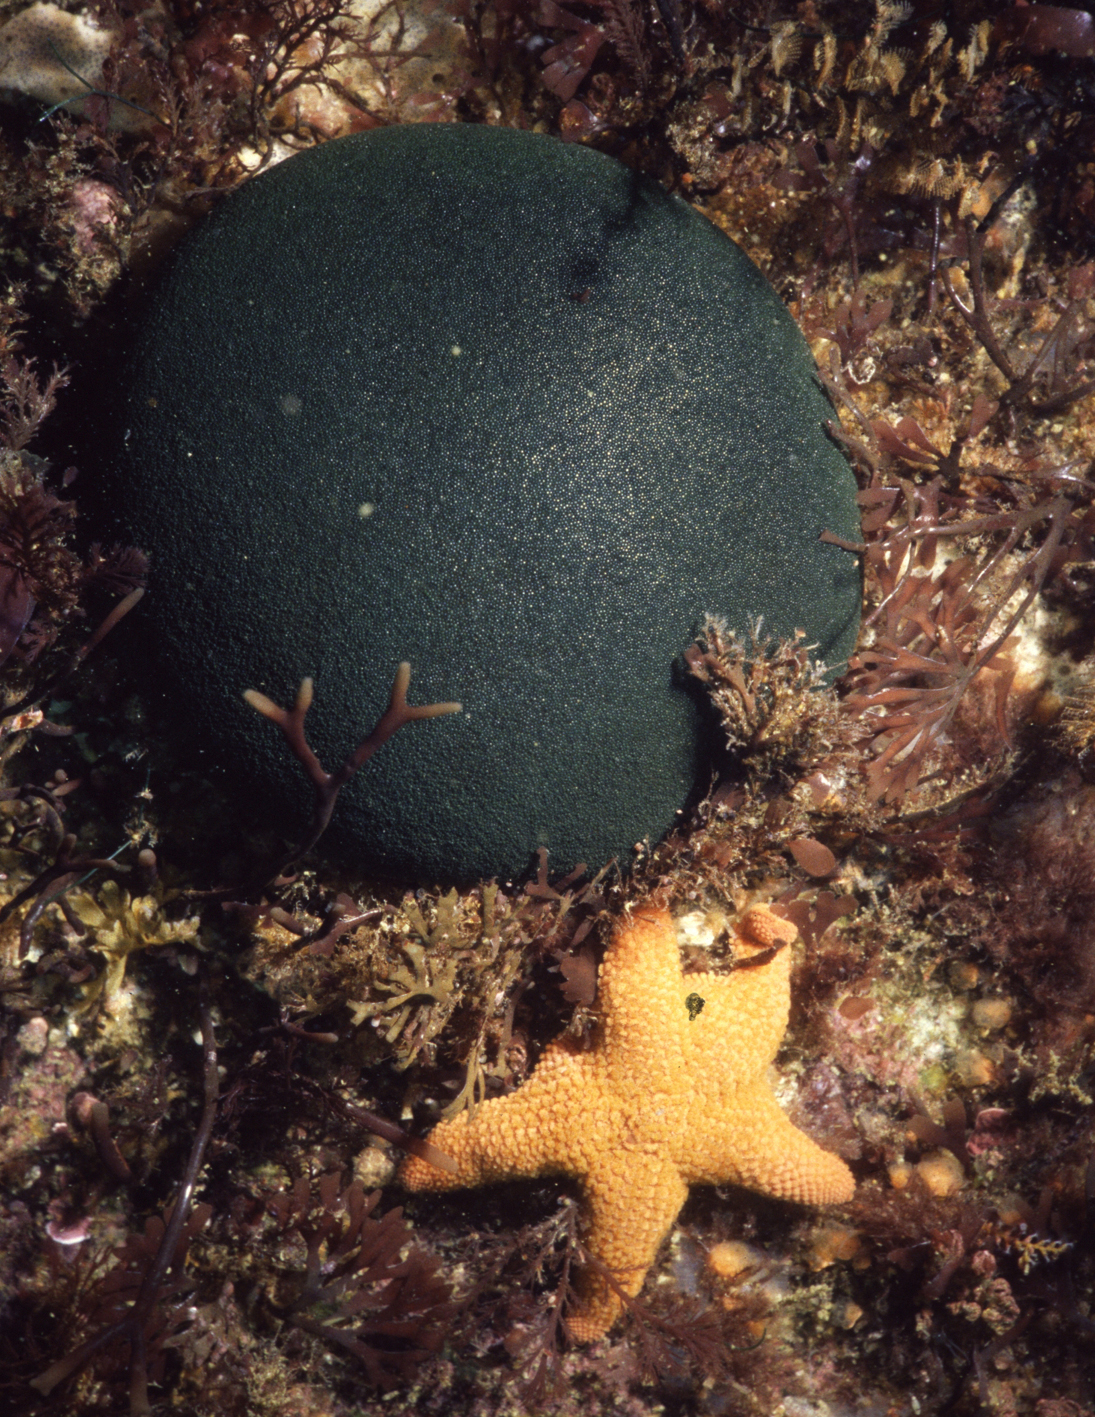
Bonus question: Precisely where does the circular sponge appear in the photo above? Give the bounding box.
[113,124,861,883]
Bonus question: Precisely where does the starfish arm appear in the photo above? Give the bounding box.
[566,1151,689,1343]
[681,1080,855,1204]
[681,908,800,1096]
[598,906,685,1092]
[682,954,792,1092]
[400,1041,595,1192]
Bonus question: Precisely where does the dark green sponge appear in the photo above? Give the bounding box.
[114,123,860,883]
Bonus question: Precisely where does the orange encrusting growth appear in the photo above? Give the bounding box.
[399,905,855,1342]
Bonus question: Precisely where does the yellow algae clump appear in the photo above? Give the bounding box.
[971,997,1014,1031]
[70,880,200,1012]
[807,1223,867,1271]
[706,1240,759,1281]
[916,1149,966,1197]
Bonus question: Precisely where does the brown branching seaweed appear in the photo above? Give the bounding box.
[0,314,146,695]
[0,354,69,455]
[0,456,73,666]
[455,1195,774,1406]
[974,768,1095,1011]
[237,850,608,1182]
[685,620,844,780]
[0,583,146,754]
[941,219,1095,415]
[841,474,1095,805]
[243,661,460,879]
[328,1091,459,1176]
[599,0,649,89]
[0,773,75,855]
[670,621,871,917]
[243,0,359,131]
[262,1171,456,1389]
[533,0,652,106]
[38,1201,215,1391]
[807,284,894,384]
[31,988,220,1416]
[779,140,884,289]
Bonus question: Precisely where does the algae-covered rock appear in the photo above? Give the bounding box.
[112,123,861,882]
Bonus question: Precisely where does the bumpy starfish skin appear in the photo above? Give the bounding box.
[399,905,855,1341]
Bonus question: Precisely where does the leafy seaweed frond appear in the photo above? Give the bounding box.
[0,355,69,454]
[263,1172,456,1389]
[844,475,1095,804]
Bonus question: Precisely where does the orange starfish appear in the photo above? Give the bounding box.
[400,904,855,1341]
